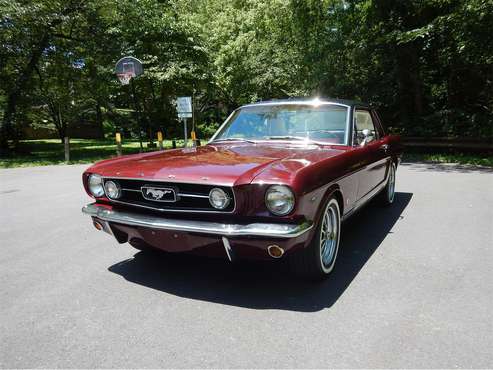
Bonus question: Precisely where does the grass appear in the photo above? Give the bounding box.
[0,139,189,168]
[403,152,493,167]
[0,139,492,168]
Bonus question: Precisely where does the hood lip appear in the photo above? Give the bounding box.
[96,174,236,187]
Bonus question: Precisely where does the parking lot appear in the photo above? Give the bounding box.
[1,163,492,368]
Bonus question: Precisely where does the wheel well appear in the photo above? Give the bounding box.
[314,187,345,226]
[332,189,344,215]
[322,186,344,216]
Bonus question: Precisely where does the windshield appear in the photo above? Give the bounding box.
[213,104,349,145]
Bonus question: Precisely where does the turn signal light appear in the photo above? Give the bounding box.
[267,245,284,258]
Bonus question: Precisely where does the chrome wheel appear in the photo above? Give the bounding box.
[288,196,341,279]
[319,199,340,272]
[388,163,396,203]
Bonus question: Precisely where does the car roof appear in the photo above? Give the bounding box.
[241,97,370,109]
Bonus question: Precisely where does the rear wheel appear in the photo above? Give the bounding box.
[289,196,341,280]
[379,162,396,205]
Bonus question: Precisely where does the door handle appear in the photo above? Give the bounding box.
[380,144,389,151]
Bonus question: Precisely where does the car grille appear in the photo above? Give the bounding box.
[102,178,235,213]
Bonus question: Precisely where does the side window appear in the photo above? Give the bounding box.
[372,110,385,137]
[354,110,378,145]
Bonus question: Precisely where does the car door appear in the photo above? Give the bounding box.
[353,109,388,199]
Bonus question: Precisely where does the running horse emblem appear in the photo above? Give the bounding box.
[142,187,174,201]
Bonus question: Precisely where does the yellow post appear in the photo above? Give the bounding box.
[116,132,122,156]
[191,130,197,147]
[157,131,164,150]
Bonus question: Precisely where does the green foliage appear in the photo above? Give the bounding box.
[0,0,492,154]
[403,151,493,167]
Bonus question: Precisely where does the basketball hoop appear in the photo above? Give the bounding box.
[117,72,133,85]
[115,56,143,85]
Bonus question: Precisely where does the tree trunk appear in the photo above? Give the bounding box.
[95,101,105,138]
[57,105,67,143]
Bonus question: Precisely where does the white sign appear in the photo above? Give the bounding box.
[175,97,192,118]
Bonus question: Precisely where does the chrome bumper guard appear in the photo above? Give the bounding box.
[82,203,313,239]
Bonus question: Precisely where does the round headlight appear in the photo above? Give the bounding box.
[209,188,230,210]
[265,185,295,216]
[88,174,104,197]
[104,180,121,199]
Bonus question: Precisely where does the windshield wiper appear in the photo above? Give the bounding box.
[267,136,307,141]
[265,136,326,147]
[211,138,257,144]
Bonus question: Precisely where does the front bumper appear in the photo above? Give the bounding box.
[82,203,313,239]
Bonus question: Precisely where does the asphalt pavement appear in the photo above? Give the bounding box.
[1,162,492,368]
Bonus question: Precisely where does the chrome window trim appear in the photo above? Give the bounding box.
[209,109,238,143]
[209,102,351,147]
[352,107,379,146]
[343,105,351,146]
[241,101,350,108]
[371,110,386,137]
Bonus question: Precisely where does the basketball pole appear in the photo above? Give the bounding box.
[192,90,195,137]
[183,117,188,148]
[130,78,144,152]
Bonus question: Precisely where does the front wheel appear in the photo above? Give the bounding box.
[289,196,341,280]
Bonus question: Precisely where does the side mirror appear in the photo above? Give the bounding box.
[360,129,374,146]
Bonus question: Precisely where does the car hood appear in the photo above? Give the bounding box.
[87,143,346,186]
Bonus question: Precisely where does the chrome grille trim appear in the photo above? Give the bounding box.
[177,193,210,199]
[102,177,236,214]
[122,188,209,199]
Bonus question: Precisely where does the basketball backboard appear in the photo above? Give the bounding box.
[115,56,143,85]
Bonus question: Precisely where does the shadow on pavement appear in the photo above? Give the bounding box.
[108,192,413,312]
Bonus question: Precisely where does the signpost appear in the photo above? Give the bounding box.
[175,97,192,147]
[115,56,144,151]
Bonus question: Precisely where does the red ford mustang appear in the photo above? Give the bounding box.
[82,98,402,279]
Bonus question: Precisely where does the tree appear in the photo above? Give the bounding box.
[1,0,491,153]
[0,0,90,153]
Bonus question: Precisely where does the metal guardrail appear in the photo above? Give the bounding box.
[402,137,493,151]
